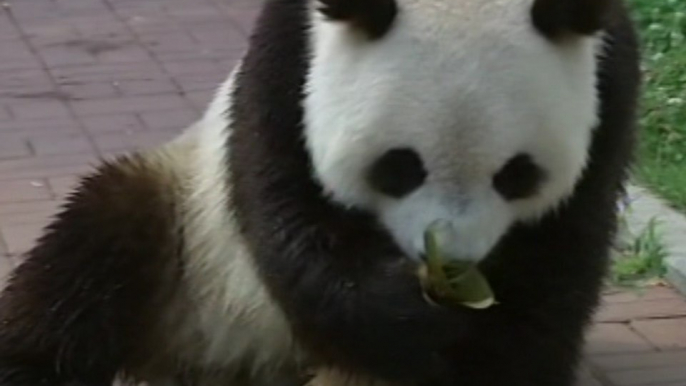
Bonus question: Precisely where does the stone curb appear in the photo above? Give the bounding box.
[621,184,686,296]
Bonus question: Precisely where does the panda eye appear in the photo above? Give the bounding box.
[367,148,427,198]
[492,153,546,201]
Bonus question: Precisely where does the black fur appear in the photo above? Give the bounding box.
[493,153,547,201]
[367,148,427,198]
[230,2,640,386]
[317,0,397,39]
[0,155,183,385]
[532,0,618,38]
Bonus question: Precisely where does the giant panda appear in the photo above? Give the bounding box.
[0,0,640,385]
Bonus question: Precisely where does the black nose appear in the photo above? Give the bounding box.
[367,148,427,198]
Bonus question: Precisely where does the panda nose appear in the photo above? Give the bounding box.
[366,148,427,198]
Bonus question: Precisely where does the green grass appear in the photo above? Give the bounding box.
[629,0,686,211]
[609,216,669,289]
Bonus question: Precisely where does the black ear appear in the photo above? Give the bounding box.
[531,0,617,39]
[317,0,398,39]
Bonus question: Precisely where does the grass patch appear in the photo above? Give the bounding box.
[610,216,669,289]
[628,0,686,211]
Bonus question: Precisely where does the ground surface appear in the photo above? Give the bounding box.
[0,1,685,385]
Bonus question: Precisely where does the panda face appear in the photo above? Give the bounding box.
[303,0,604,262]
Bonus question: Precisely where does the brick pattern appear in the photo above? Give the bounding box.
[0,0,258,260]
[1,1,686,386]
[587,286,686,386]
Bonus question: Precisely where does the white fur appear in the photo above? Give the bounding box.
[303,0,602,262]
[133,64,302,384]
[178,65,300,373]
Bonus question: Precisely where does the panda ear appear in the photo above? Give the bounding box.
[317,0,398,39]
[531,0,617,39]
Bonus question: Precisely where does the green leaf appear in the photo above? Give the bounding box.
[421,221,496,309]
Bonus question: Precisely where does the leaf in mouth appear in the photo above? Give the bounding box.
[419,220,497,309]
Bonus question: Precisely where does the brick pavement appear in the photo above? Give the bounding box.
[0,1,685,385]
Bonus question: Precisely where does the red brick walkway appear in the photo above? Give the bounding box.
[0,1,685,385]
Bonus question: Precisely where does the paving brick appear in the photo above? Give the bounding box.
[630,319,686,351]
[585,323,655,355]
[97,45,152,64]
[128,20,184,37]
[595,298,686,323]
[1,222,47,255]
[71,94,189,116]
[213,0,261,11]
[167,4,229,24]
[54,0,110,13]
[575,366,604,386]
[75,28,132,45]
[574,375,603,386]
[70,11,127,30]
[0,39,37,62]
[603,286,682,304]
[92,128,181,153]
[141,31,197,54]
[0,59,42,73]
[184,90,215,111]
[175,74,225,93]
[0,179,52,203]
[154,48,225,62]
[7,1,62,22]
[59,82,120,100]
[80,114,145,134]
[25,25,81,47]
[591,350,686,371]
[51,62,162,84]
[1,127,87,146]
[0,89,68,105]
[139,108,197,130]
[0,198,62,216]
[29,132,95,156]
[48,175,80,198]
[607,366,686,386]
[160,59,225,77]
[68,14,123,32]
[0,136,32,160]
[6,255,24,270]
[115,78,178,96]
[225,8,260,36]
[188,24,245,48]
[0,15,20,42]
[0,117,80,135]
[0,68,54,95]
[51,36,133,59]
[8,100,72,120]
[0,231,6,255]
[0,255,14,283]
[0,106,11,121]
[0,202,62,228]
[0,154,96,181]
[38,46,97,67]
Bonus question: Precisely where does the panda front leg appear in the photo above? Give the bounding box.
[305,328,583,386]
[0,155,182,386]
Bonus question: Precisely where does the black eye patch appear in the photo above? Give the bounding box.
[492,153,546,201]
[367,148,427,198]
[318,0,398,39]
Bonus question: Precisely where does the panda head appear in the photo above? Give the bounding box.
[303,0,617,263]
